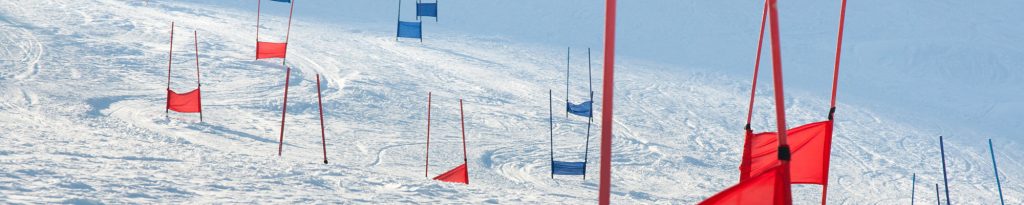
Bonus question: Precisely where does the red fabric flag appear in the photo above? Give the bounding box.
[167,88,202,113]
[700,164,791,205]
[433,163,468,184]
[256,42,287,59]
[740,121,833,184]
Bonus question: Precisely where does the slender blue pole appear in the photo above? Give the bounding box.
[935,184,940,205]
[989,139,1005,205]
[939,136,951,205]
[396,0,402,41]
[549,90,554,179]
[912,173,916,205]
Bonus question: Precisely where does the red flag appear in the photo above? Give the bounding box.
[432,163,468,184]
[167,88,201,113]
[700,164,791,205]
[256,42,287,59]
[740,121,833,184]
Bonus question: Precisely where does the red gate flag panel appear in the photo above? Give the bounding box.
[740,120,833,184]
[256,42,287,59]
[433,163,468,184]
[167,88,201,113]
[700,164,791,205]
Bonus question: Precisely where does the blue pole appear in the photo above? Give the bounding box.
[935,184,940,205]
[396,0,402,41]
[912,173,916,205]
[549,90,554,179]
[939,136,951,205]
[989,139,1005,205]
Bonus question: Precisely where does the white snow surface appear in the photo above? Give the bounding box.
[0,0,1020,204]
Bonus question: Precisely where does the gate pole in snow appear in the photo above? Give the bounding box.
[277,67,291,156]
[911,173,916,205]
[194,30,203,123]
[166,22,174,119]
[940,136,951,205]
[989,139,1005,205]
[597,0,617,203]
[549,90,554,179]
[459,99,468,185]
[935,184,940,205]
[425,92,431,178]
[317,74,328,164]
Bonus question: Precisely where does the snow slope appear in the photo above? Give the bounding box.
[0,0,1020,204]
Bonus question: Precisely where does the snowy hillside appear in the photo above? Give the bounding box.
[0,0,1020,204]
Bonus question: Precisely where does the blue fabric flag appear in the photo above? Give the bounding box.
[417,3,438,17]
[552,161,586,175]
[269,0,291,3]
[567,101,593,117]
[397,21,422,39]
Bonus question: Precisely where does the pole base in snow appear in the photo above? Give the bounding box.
[324,160,329,164]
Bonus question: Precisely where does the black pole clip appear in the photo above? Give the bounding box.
[744,124,752,131]
[827,107,836,121]
[777,145,791,161]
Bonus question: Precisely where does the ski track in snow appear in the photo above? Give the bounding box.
[0,0,1020,204]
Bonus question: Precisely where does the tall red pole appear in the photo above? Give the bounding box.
[459,99,468,185]
[745,0,769,128]
[255,0,261,60]
[767,0,793,204]
[282,0,295,65]
[425,92,432,178]
[830,0,848,113]
[598,0,616,203]
[194,30,203,122]
[166,22,174,118]
[278,67,291,156]
[317,74,328,164]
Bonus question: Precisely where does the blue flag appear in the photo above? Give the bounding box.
[417,3,438,18]
[397,21,422,39]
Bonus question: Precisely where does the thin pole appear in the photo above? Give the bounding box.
[166,22,174,118]
[277,67,291,156]
[583,91,593,181]
[940,136,951,205]
[396,0,402,41]
[989,139,1005,205]
[745,0,768,128]
[767,0,793,203]
[935,184,940,205]
[912,173,917,205]
[459,99,468,184]
[282,0,295,64]
[194,30,203,122]
[829,0,849,118]
[566,47,570,118]
[597,0,616,203]
[416,0,420,21]
[255,0,261,60]
[588,48,593,97]
[317,74,328,164]
[550,90,554,179]
[425,92,431,178]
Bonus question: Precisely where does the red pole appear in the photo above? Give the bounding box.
[598,0,616,203]
[460,99,468,184]
[283,0,295,64]
[194,30,203,122]
[745,0,769,128]
[823,1,846,203]
[317,74,328,164]
[425,92,432,178]
[767,0,793,204]
[830,0,848,112]
[255,0,261,60]
[166,22,174,118]
[278,67,291,156]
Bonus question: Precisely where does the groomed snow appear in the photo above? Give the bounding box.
[0,0,1019,204]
